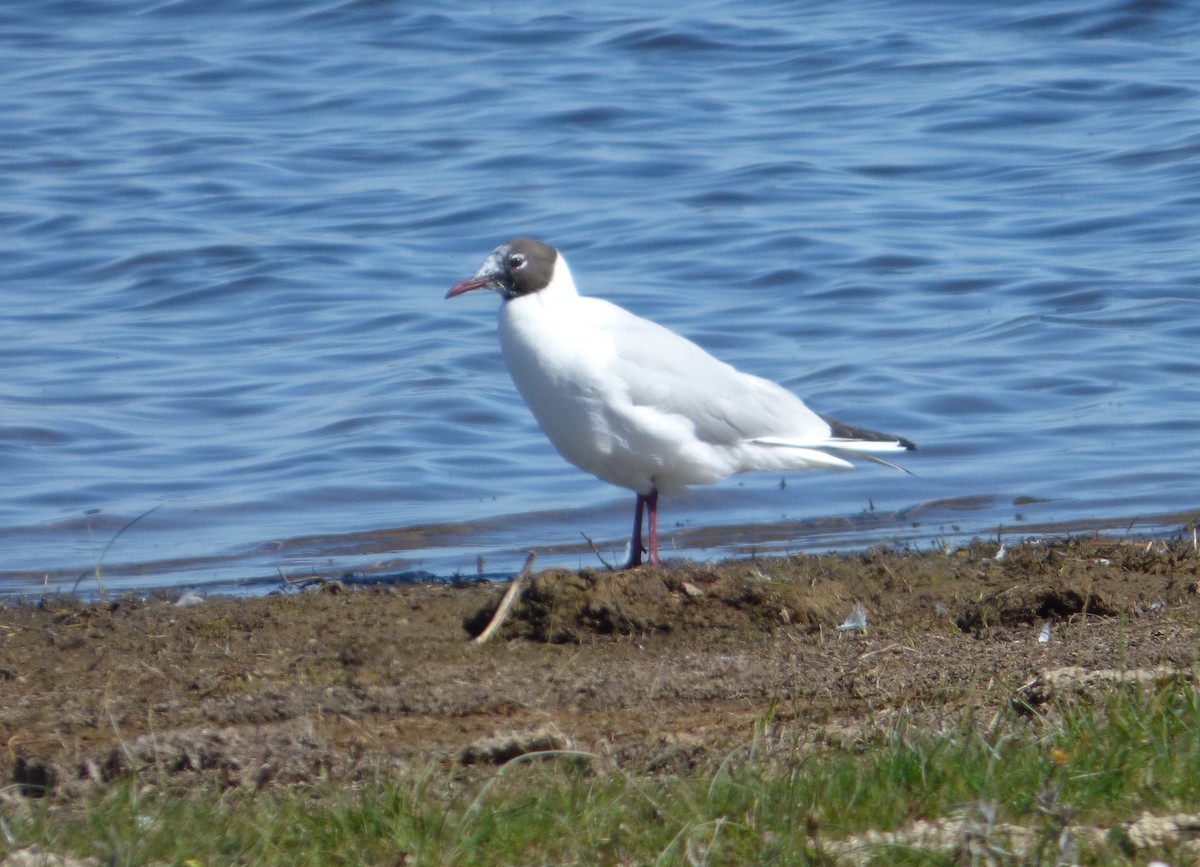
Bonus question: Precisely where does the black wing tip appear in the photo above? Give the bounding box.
[821,414,917,451]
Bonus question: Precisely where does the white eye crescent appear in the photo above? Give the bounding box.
[508,254,526,269]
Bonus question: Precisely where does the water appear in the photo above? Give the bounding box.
[3,0,1200,598]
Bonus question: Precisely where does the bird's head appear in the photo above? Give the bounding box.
[446,237,559,301]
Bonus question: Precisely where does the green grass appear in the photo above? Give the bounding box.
[5,679,1199,865]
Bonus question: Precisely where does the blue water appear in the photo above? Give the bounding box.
[3,0,1200,598]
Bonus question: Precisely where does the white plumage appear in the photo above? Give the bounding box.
[448,237,914,566]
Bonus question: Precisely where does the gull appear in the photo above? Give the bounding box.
[447,237,915,567]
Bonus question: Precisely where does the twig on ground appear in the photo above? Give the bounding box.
[472,552,536,644]
[581,532,616,570]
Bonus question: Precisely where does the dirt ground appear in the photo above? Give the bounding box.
[2,536,1199,799]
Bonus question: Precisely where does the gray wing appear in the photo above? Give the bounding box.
[599,303,833,446]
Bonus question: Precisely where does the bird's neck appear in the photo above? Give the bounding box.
[506,257,580,308]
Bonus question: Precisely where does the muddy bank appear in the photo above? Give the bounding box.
[2,537,1198,799]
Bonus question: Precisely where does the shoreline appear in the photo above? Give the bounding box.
[4,537,1197,774]
[3,536,1199,861]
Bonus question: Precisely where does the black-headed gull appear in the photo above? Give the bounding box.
[447,237,915,567]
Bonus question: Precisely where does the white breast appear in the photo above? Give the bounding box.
[498,268,650,491]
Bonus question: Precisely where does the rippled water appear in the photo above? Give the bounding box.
[3,0,1199,598]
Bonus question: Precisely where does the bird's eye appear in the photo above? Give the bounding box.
[508,254,526,270]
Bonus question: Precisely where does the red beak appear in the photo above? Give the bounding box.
[446,275,495,299]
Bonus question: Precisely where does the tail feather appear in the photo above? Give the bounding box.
[824,438,913,453]
[749,415,916,475]
[820,414,917,452]
[745,443,856,470]
[827,448,914,475]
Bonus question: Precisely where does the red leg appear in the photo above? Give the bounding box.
[625,488,661,568]
[645,488,659,564]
